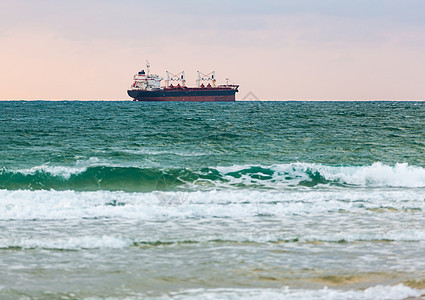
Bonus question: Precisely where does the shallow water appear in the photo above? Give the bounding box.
[1,101,425,299]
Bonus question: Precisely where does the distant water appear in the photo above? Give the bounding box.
[1,101,425,299]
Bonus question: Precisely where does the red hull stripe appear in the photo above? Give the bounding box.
[133,95,235,102]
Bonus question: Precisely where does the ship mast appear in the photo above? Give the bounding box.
[146,60,150,76]
[166,71,186,87]
[197,71,216,87]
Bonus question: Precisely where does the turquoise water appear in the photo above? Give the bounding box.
[1,101,425,299]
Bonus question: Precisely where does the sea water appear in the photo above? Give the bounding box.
[1,101,425,299]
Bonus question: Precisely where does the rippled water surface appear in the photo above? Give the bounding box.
[1,101,425,299]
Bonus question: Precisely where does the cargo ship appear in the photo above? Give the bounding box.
[128,62,238,102]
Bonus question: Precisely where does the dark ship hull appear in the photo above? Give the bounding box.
[128,86,238,102]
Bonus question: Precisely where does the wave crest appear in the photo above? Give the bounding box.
[1,162,425,191]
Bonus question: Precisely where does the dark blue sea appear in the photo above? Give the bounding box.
[1,101,425,299]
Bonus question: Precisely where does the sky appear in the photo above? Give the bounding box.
[1,0,425,100]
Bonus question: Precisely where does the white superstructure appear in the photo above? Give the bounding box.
[130,61,163,91]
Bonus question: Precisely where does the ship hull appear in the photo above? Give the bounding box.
[128,87,237,102]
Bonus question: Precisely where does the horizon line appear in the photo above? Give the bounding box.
[1,99,425,102]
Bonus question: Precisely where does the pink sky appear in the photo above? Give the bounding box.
[1,0,425,100]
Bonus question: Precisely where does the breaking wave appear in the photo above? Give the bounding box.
[1,189,424,221]
[1,162,425,191]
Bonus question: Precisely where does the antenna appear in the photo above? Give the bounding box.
[146,60,150,75]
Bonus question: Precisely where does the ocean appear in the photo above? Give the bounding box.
[1,100,425,299]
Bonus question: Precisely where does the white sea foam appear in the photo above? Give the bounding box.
[15,164,86,179]
[0,235,132,250]
[150,285,424,300]
[298,230,425,243]
[218,162,425,188]
[307,162,425,187]
[0,189,424,222]
[120,149,208,157]
[6,162,425,188]
[3,230,425,251]
[201,228,425,244]
[12,157,112,178]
